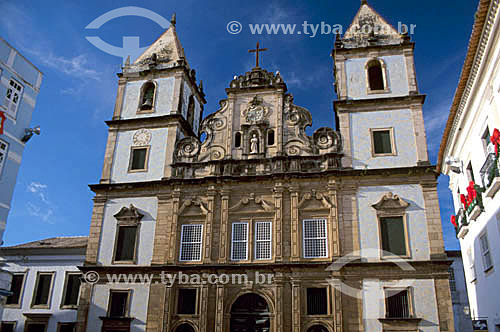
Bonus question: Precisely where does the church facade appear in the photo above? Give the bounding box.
[76,3,454,332]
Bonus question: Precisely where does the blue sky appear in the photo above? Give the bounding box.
[0,0,476,249]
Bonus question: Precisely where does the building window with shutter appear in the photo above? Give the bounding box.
[306,288,328,315]
[4,79,23,119]
[180,224,203,262]
[303,219,328,258]
[177,288,198,314]
[480,232,493,272]
[5,273,25,307]
[57,323,76,332]
[379,216,409,257]
[0,139,8,179]
[231,222,248,261]
[31,272,55,308]
[113,225,138,263]
[371,128,396,156]
[108,290,130,317]
[0,322,16,332]
[61,273,82,308]
[385,289,412,318]
[255,221,272,260]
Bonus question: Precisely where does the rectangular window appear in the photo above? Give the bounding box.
[255,221,272,260]
[58,323,76,332]
[306,288,328,315]
[448,267,456,292]
[380,216,408,257]
[177,288,197,314]
[114,225,138,262]
[32,273,54,307]
[4,79,23,118]
[467,246,477,282]
[62,273,82,307]
[303,219,328,258]
[6,273,25,306]
[371,129,395,156]
[386,289,411,318]
[1,322,16,332]
[480,233,493,271]
[26,323,47,332]
[129,146,149,172]
[231,222,248,261]
[0,139,8,178]
[180,224,203,261]
[108,291,129,317]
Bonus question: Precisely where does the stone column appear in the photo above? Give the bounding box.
[167,188,181,263]
[328,179,340,258]
[291,279,301,332]
[100,128,118,184]
[204,186,217,263]
[435,277,455,332]
[200,284,209,332]
[219,189,231,263]
[274,273,285,332]
[273,182,285,262]
[145,284,166,332]
[290,186,300,261]
[152,194,172,264]
[421,180,446,259]
[215,285,225,332]
[85,196,107,264]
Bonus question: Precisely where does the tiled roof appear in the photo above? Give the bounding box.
[0,236,88,250]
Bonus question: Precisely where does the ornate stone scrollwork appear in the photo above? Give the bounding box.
[242,96,269,123]
[175,136,201,160]
[114,204,144,225]
[372,192,410,212]
[313,127,342,152]
[229,67,286,89]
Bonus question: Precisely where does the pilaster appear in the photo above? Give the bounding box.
[85,196,107,264]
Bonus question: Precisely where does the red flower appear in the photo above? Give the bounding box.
[451,215,457,228]
[460,194,467,208]
[491,128,500,155]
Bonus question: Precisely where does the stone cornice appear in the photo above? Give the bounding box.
[88,165,438,193]
[438,0,499,173]
[334,94,425,112]
[105,114,196,137]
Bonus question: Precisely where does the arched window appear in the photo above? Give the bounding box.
[307,325,329,332]
[367,59,385,91]
[235,132,242,148]
[174,323,195,332]
[187,95,195,128]
[230,293,271,331]
[139,82,156,111]
[267,129,275,146]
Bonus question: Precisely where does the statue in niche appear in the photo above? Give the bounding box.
[250,134,259,154]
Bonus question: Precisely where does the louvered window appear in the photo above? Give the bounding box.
[255,221,272,260]
[231,222,248,260]
[180,224,203,261]
[386,289,411,318]
[303,219,328,258]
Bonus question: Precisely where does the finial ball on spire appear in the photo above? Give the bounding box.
[170,13,176,26]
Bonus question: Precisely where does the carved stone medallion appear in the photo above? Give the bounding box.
[133,129,152,146]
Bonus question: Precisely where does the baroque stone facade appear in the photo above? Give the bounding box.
[76,3,454,332]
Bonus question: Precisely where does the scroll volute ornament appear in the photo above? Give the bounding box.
[114,204,144,225]
[371,192,409,215]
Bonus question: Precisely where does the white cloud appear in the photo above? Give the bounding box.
[26,182,56,223]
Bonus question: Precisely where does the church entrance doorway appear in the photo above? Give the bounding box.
[229,293,271,332]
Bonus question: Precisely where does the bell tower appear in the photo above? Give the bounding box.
[99,16,206,183]
[333,1,429,169]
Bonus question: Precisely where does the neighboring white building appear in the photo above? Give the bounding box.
[0,236,87,332]
[447,250,473,332]
[438,0,500,331]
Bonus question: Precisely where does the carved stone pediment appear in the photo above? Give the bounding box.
[372,192,409,212]
[298,190,333,210]
[229,193,274,214]
[242,96,269,123]
[114,204,144,224]
[178,198,210,216]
